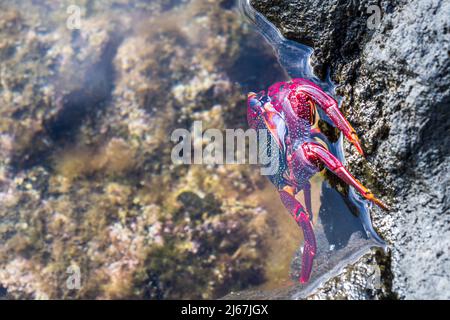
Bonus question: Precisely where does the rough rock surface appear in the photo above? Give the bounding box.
[251,0,450,299]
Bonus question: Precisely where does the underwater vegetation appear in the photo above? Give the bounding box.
[0,0,286,299]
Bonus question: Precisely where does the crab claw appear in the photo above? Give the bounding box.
[302,142,388,210]
[290,79,365,156]
[324,104,365,157]
[279,188,317,283]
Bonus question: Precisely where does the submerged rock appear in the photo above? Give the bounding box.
[250,0,450,299]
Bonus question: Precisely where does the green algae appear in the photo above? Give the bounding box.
[0,0,287,299]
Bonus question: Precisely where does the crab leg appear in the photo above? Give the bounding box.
[291,79,364,156]
[303,181,313,217]
[279,188,317,283]
[301,142,388,210]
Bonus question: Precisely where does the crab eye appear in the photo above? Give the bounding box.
[260,95,271,105]
[247,93,262,110]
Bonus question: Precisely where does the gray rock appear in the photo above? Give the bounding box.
[250,0,450,299]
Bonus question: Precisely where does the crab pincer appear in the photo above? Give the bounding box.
[289,78,365,156]
[301,142,388,210]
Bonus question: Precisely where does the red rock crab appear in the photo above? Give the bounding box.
[247,78,388,283]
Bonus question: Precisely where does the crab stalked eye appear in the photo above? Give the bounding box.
[247,93,260,108]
